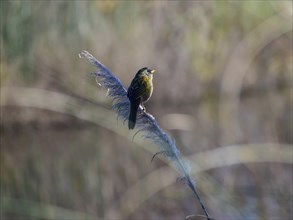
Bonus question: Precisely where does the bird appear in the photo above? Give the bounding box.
[127,67,155,129]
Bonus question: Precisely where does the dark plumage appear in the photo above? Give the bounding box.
[127,67,155,129]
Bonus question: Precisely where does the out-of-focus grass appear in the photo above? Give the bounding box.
[1,87,292,219]
[1,1,292,219]
[1,197,98,220]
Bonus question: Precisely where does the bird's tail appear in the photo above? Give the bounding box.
[128,101,139,129]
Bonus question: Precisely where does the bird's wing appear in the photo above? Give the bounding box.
[127,76,148,101]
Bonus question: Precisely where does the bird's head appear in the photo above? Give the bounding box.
[137,67,156,79]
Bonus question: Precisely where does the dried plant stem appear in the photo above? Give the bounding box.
[187,177,211,220]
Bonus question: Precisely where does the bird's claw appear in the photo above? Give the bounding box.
[140,104,146,112]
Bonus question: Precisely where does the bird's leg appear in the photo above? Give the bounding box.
[141,103,146,112]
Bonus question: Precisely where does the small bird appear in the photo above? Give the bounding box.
[127,67,155,129]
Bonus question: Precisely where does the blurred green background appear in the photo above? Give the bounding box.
[1,1,292,219]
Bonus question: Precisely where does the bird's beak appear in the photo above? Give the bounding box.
[150,69,156,74]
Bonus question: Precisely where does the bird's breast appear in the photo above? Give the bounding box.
[141,75,153,102]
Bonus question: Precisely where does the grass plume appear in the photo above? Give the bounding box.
[79,50,211,220]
